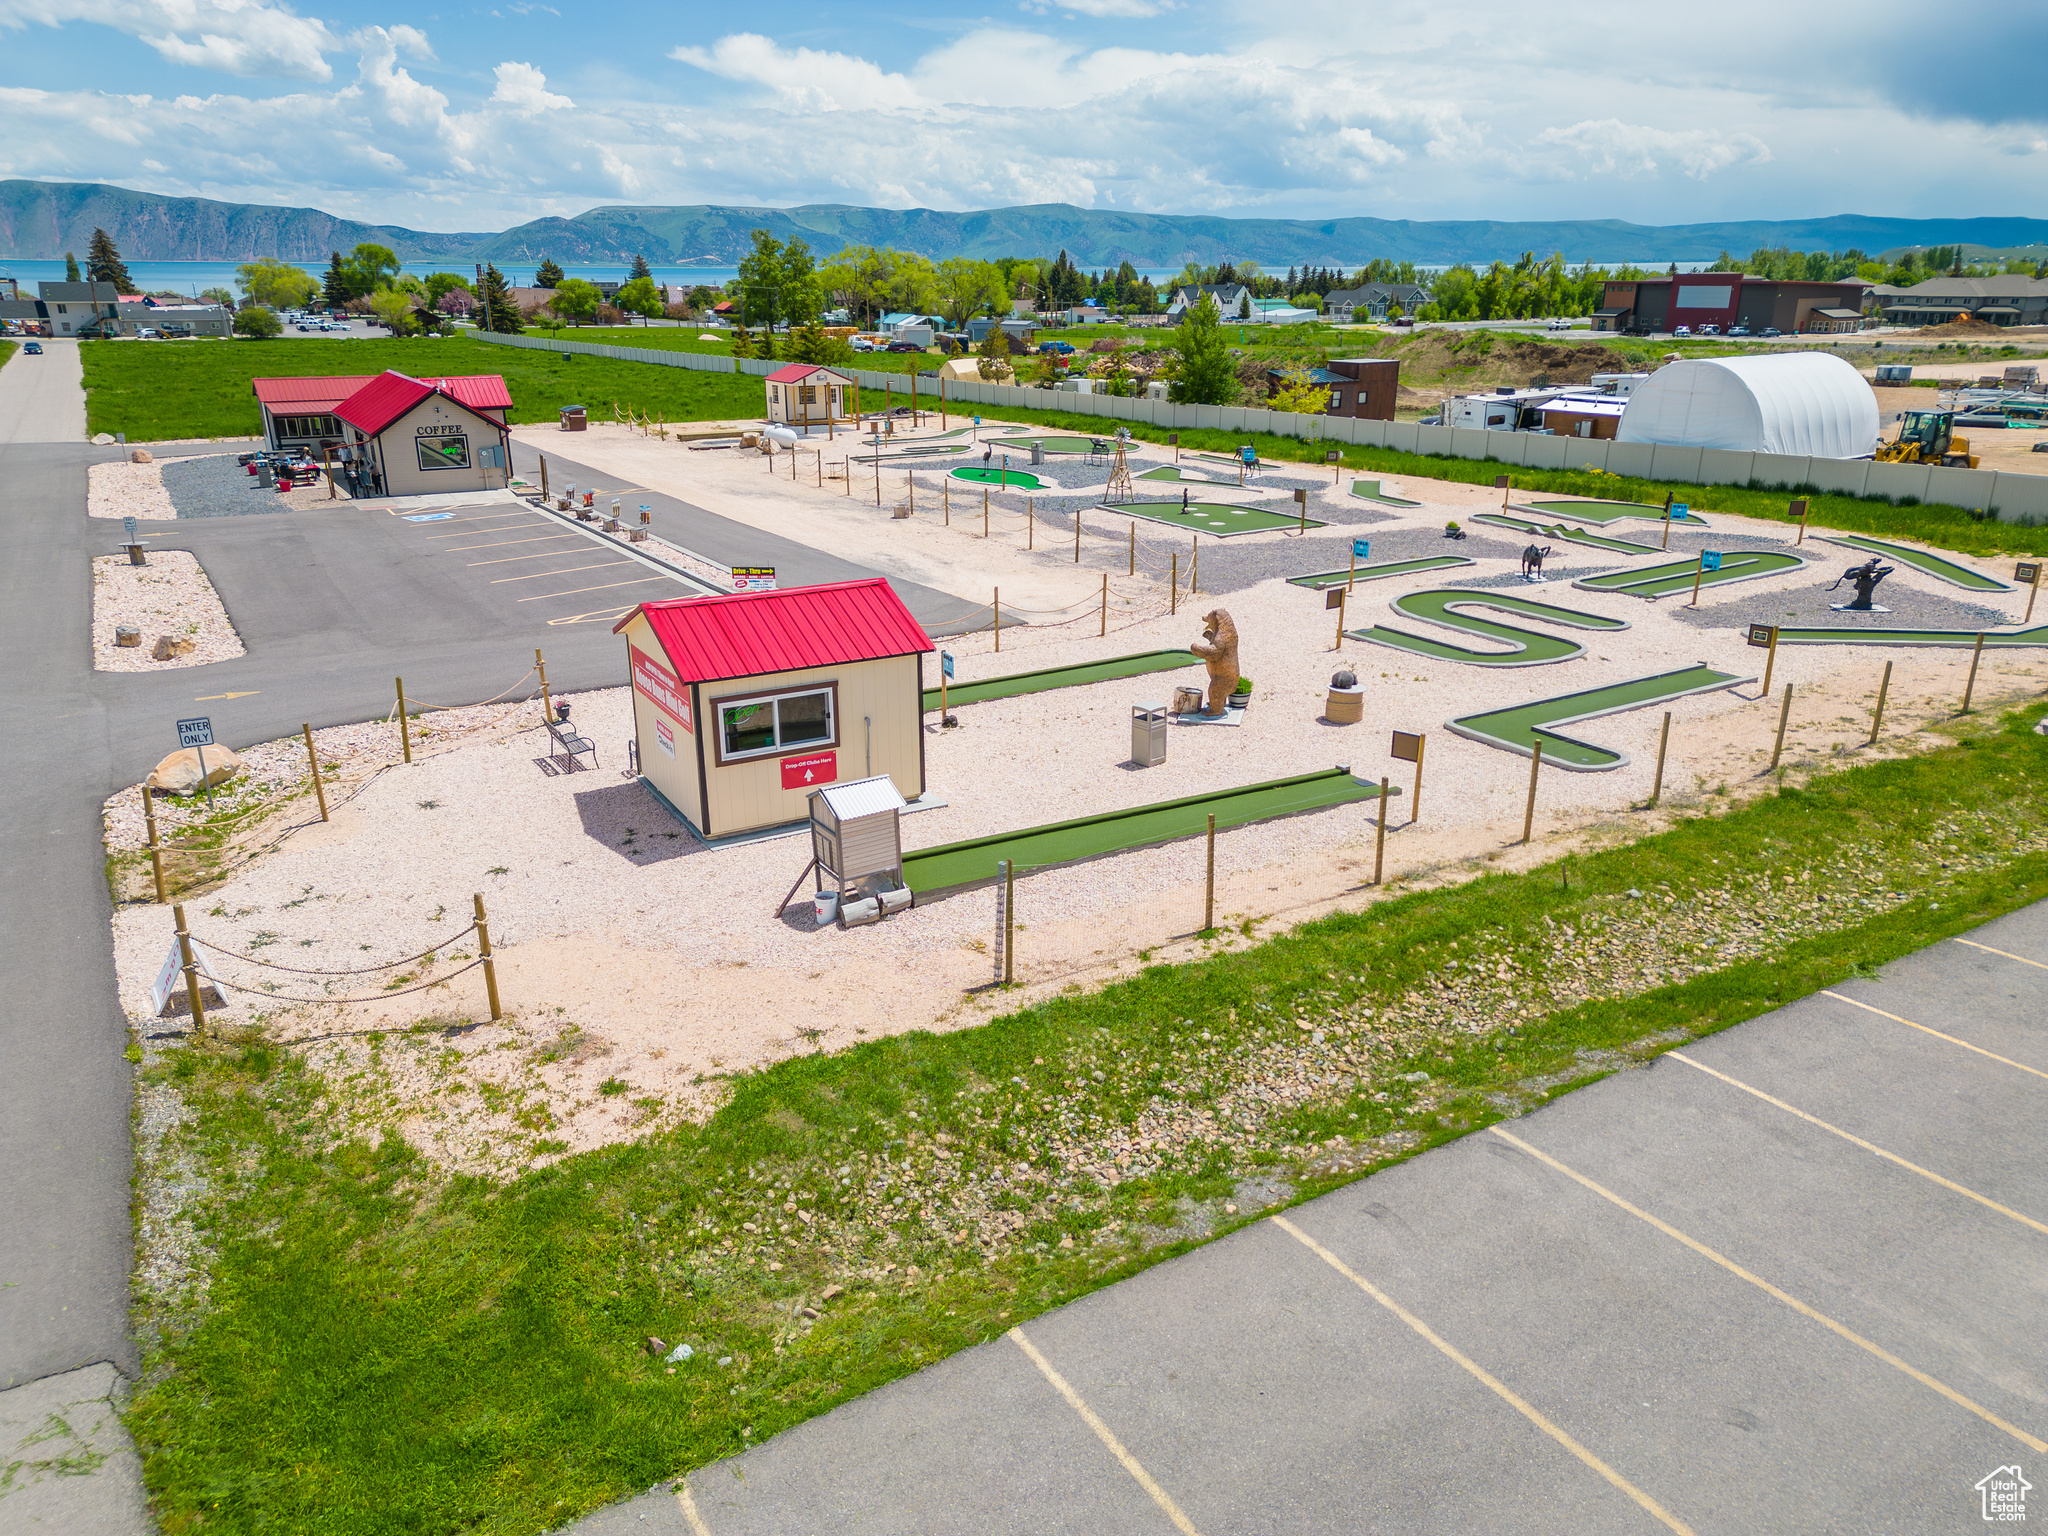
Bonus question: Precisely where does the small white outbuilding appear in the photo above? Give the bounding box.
[1615,351,1880,459]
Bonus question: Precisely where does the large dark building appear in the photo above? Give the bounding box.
[1591,276,1869,336]
[1265,357,1399,420]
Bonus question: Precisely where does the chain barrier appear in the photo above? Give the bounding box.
[206,955,486,1006]
[193,922,478,974]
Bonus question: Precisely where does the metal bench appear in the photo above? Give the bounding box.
[545,715,598,772]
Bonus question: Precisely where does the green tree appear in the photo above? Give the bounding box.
[64,252,80,283]
[789,319,853,367]
[236,257,318,312]
[934,257,1005,326]
[198,287,234,306]
[423,272,473,306]
[477,264,523,333]
[340,243,402,298]
[322,252,349,308]
[728,323,755,360]
[548,278,602,327]
[975,325,1012,381]
[1237,291,1252,320]
[1169,294,1236,405]
[1267,362,1329,415]
[534,257,565,288]
[614,275,663,324]
[233,305,282,339]
[368,288,416,334]
[628,253,653,282]
[86,228,132,291]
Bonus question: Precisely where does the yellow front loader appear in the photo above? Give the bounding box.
[1875,410,1978,469]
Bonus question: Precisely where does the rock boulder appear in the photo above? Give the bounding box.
[148,746,243,796]
[151,634,196,661]
[130,449,154,464]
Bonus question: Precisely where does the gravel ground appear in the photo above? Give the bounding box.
[91,551,246,671]
[162,453,303,519]
[86,456,203,522]
[1672,580,2014,631]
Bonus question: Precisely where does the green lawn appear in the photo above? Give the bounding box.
[0,339,17,370]
[131,700,2048,1533]
[78,335,765,441]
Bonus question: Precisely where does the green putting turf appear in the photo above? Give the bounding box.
[1473,513,1654,556]
[1137,465,1231,484]
[1288,556,1474,589]
[1113,500,1324,536]
[1346,589,1630,667]
[1350,479,1423,507]
[987,435,1100,454]
[1448,663,1749,770]
[1775,622,2048,649]
[1521,498,1708,526]
[949,465,1050,489]
[1816,535,2015,592]
[1573,549,1806,599]
[922,649,1196,710]
[901,768,1386,893]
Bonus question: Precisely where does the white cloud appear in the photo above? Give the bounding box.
[1532,120,1773,182]
[491,61,572,114]
[0,0,339,79]
[1019,0,1175,18]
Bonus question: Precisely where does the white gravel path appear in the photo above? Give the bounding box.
[91,551,245,671]
[87,456,203,521]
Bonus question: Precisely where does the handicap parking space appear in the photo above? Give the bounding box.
[583,902,2048,1534]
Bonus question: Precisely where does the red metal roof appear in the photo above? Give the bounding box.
[252,375,376,413]
[764,362,846,384]
[333,371,514,436]
[616,579,933,684]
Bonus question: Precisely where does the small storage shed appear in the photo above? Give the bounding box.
[1615,351,1879,459]
[765,363,851,428]
[614,579,934,839]
[810,775,908,895]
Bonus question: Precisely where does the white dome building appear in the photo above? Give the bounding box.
[1615,351,1880,459]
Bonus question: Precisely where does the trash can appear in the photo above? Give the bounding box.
[1131,702,1168,767]
[1031,443,1044,466]
[813,890,840,926]
[560,405,587,432]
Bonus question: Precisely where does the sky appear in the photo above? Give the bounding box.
[1,0,2044,233]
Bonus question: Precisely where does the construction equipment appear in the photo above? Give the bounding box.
[1875,410,1978,469]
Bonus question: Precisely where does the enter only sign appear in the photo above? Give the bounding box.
[780,751,837,790]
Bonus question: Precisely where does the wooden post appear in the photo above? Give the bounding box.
[536,647,552,722]
[396,677,412,763]
[142,788,167,903]
[1333,588,1347,649]
[1170,551,1178,615]
[1003,858,1016,984]
[1373,778,1389,885]
[1100,573,1108,637]
[2026,564,2042,625]
[994,587,1001,652]
[1790,498,1808,545]
[1868,660,1892,745]
[1661,491,1673,550]
[1649,712,1670,806]
[1348,544,1357,592]
[1770,684,1793,770]
[1520,741,1543,844]
[173,903,207,1035]
[1075,508,1081,563]
[1411,735,1426,824]
[473,892,503,1022]
[324,444,336,500]
[1128,522,1136,576]
[1760,628,1780,697]
[1689,552,1706,607]
[302,723,329,822]
[539,454,548,501]
[1204,812,1216,932]
[1961,632,1986,713]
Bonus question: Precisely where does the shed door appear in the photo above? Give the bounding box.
[838,813,903,883]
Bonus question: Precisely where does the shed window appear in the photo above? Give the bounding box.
[716,686,836,763]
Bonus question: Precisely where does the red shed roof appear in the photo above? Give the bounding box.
[617,579,933,684]
[333,371,514,435]
[764,362,847,384]
[252,375,376,413]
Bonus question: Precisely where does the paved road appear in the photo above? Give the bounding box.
[575,900,2048,1535]
[0,336,86,443]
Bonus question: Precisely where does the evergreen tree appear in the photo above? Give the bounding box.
[323,252,349,308]
[629,252,653,282]
[729,323,755,360]
[976,324,1012,381]
[86,228,132,291]
[478,264,523,333]
[1237,291,1252,320]
[534,256,565,288]
[64,252,80,283]
[1169,295,1237,405]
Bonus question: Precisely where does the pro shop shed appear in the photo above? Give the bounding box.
[764,363,851,429]
[329,370,516,496]
[614,579,934,839]
[252,371,512,466]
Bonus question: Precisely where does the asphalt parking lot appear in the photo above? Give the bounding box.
[575,899,2048,1535]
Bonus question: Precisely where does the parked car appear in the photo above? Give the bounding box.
[1728,324,1751,337]
[1700,323,1721,336]
[885,340,924,353]
[23,341,42,354]
[1761,327,1782,337]
[1393,316,1415,327]
[1037,340,1075,354]
[848,337,875,352]
[1546,317,1571,331]
[1673,325,1693,337]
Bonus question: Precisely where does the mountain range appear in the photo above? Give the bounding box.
[5,180,2048,270]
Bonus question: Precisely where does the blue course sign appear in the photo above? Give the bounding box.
[1700,550,1723,571]
[941,651,956,679]
[1353,538,1371,560]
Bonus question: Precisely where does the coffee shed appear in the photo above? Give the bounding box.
[614,579,934,839]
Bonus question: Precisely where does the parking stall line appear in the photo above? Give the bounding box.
[468,548,604,567]
[441,534,585,554]
[1488,1127,2048,1455]
[1007,1327,1204,1536]
[489,560,633,585]
[1821,991,2048,1083]
[518,577,672,603]
[424,518,546,537]
[1953,938,2048,972]
[1270,1214,1696,1535]
[1667,1052,2048,1237]
[408,511,544,526]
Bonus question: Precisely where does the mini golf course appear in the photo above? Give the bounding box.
[1288,556,1474,589]
[949,465,1050,490]
[1113,500,1324,536]
[1773,622,2048,649]
[986,436,1101,455]
[1816,535,2015,592]
[1137,466,1231,484]
[1447,664,1749,770]
[1346,590,1630,667]
[1519,499,1708,527]
[922,649,1196,711]
[1574,550,1806,600]
[901,768,1387,893]
[1473,512,1654,556]
[1350,480,1424,508]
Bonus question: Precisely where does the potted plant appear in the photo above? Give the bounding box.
[1444,520,1466,540]
[1229,674,1253,710]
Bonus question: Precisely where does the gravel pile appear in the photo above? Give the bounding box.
[87,457,201,522]
[162,453,298,519]
[91,552,245,672]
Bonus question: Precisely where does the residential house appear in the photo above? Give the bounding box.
[1871,276,2048,328]
[1263,358,1399,420]
[1322,283,1432,323]
[1165,284,1253,322]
